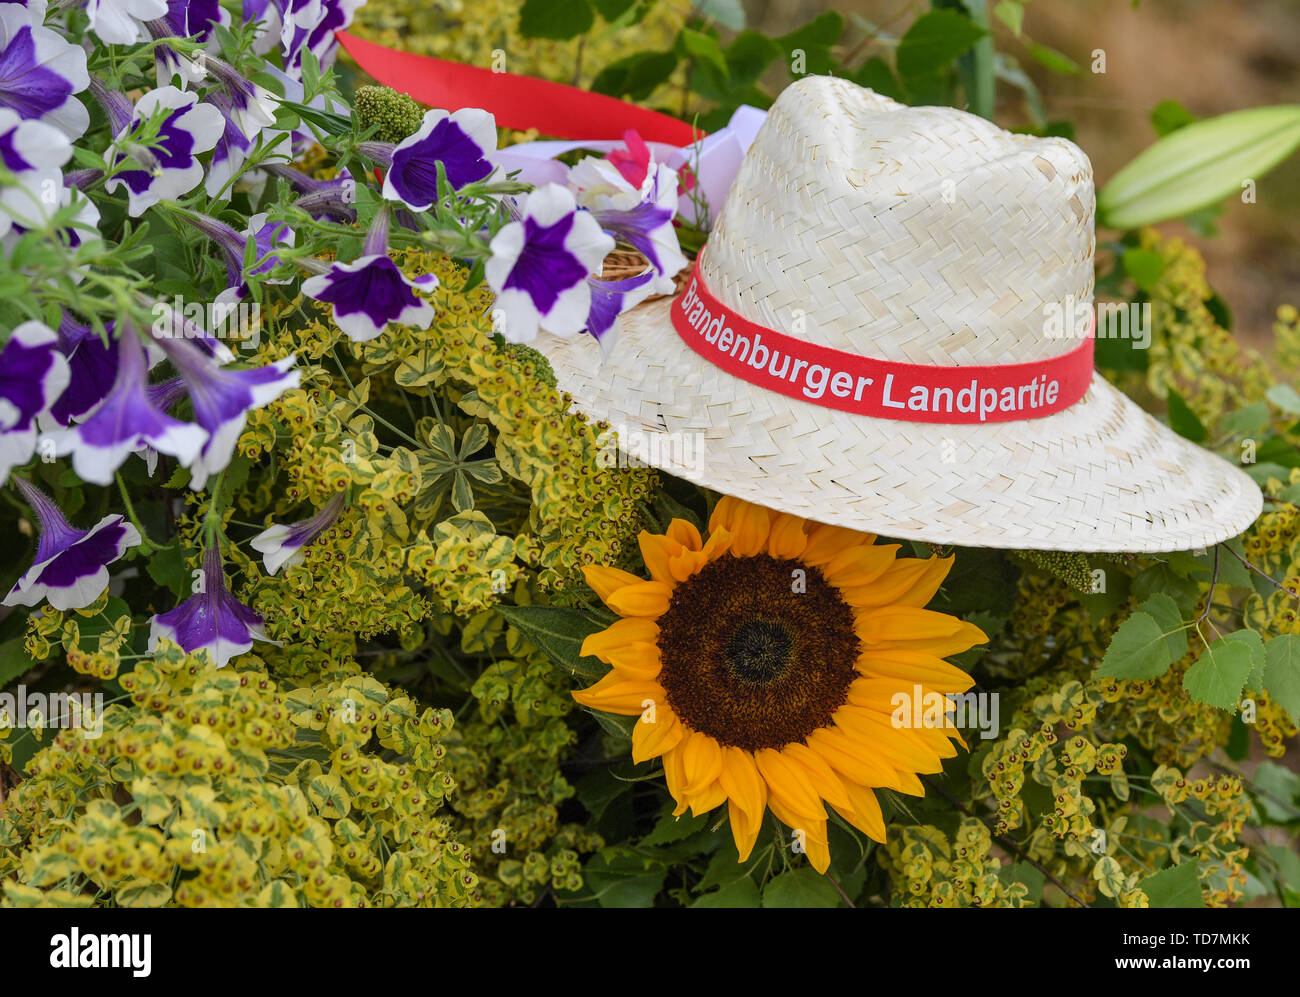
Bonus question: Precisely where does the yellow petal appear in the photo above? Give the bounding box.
[665,518,703,550]
[781,743,852,811]
[718,746,766,822]
[606,580,673,617]
[581,617,661,661]
[688,781,728,816]
[833,708,946,773]
[709,497,771,557]
[802,522,874,566]
[632,708,683,763]
[681,730,724,796]
[855,606,987,655]
[582,564,645,603]
[755,747,826,820]
[822,543,900,588]
[605,641,662,680]
[639,531,684,585]
[840,556,948,609]
[571,673,662,716]
[835,781,887,843]
[805,727,904,789]
[766,514,809,559]
[662,741,691,816]
[728,798,763,863]
[855,649,975,694]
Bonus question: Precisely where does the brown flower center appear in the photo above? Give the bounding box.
[656,553,860,751]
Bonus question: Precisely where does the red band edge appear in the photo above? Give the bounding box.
[335,31,703,146]
[669,262,1095,425]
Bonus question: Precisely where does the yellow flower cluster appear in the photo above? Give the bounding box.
[880,819,1033,908]
[0,643,476,907]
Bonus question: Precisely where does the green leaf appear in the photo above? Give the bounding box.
[518,0,594,39]
[1099,105,1300,229]
[1121,247,1165,291]
[494,604,611,678]
[1183,636,1254,710]
[1096,611,1176,679]
[1223,628,1266,691]
[1140,863,1206,908]
[591,50,678,101]
[896,9,986,80]
[724,31,781,86]
[1165,388,1208,443]
[584,848,666,908]
[853,56,904,101]
[992,1,1023,36]
[1026,41,1079,75]
[1266,383,1300,415]
[693,877,761,907]
[1151,99,1196,137]
[679,27,728,76]
[146,544,189,597]
[0,636,36,686]
[1220,401,1271,436]
[276,99,351,137]
[1141,593,1189,660]
[1251,761,1300,822]
[762,868,840,908]
[641,808,710,846]
[1263,634,1300,723]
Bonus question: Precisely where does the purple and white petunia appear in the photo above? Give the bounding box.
[585,270,658,349]
[485,183,615,343]
[1,321,69,483]
[301,205,438,342]
[381,108,497,211]
[266,162,356,221]
[153,0,226,84]
[0,3,90,140]
[47,314,117,426]
[572,156,687,288]
[279,0,363,79]
[104,85,224,216]
[85,0,169,46]
[184,209,294,295]
[53,325,208,486]
[3,476,141,611]
[251,490,344,574]
[154,335,300,490]
[148,543,271,668]
[0,107,72,235]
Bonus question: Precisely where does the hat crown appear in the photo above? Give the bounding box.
[700,76,1096,366]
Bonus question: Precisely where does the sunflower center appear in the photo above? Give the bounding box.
[725,619,794,684]
[656,553,860,752]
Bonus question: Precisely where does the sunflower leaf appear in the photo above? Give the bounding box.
[495,604,611,678]
[762,868,840,908]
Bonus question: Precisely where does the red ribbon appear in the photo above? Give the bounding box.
[335,31,702,146]
[671,261,1095,425]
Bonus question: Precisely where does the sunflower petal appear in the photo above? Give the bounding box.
[855,649,976,693]
[805,727,904,789]
[833,708,947,773]
[665,518,703,550]
[581,617,661,661]
[681,730,724,795]
[571,673,662,716]
[582,564,645,603]
[662,742,691,816]
[605,641,663,680]
[855,606,987,655]
[802,522,873,565]
[638,531,684,585]
[728,798,763,862]
[718,746,767,822]
[755,747,827,820]
[631,709,683,763]
[840,556,949,609]
[782,743,852,810]
[709,497,771,557]
[766,514,809,559]
[835,781,888,843]
[822,544,900,588]
[606,580,673,617]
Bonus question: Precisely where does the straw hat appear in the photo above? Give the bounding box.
[537,76,1262,552]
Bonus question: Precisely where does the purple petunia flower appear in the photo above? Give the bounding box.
[381,108,497,211]
[572,156,687,286]
[266,163,356,221]
[0,321,69,483]
[300,205,438,342]
[148,543,271,668]
[53,326,208,486]
[251,490,344,574]
[4,476,141,611]
[585,270,658,348]
[279,0,363,79]
[0,106,72,236]
[48,314,117,426]
[485,184,615,343]
[154,335,300,490]
[183,209,294,295]
[104,85,224,216]
[86,0,169,46]
[0,3,90,140]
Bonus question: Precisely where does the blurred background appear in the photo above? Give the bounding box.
[744,0,1300,351]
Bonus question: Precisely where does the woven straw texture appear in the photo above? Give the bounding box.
[539,76,1262,552]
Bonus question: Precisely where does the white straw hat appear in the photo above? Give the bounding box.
[537,76,1262,552]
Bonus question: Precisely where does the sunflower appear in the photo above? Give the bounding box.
[573,497,987,874]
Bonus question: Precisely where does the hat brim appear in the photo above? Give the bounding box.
[538,297,1262,552]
